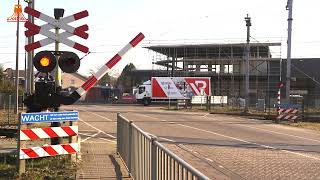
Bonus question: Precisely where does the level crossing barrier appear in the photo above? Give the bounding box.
[277,108,299,122]
[117,113,209,180]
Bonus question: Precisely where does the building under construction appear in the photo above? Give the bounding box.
[137,43,281,106]
[131,42,320,108]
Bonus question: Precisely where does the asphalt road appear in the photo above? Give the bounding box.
[63,104,320,180]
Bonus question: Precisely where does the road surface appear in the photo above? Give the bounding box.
[64,104,320,180]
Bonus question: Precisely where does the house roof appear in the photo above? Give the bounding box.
[4,68,25,78]
[69,72,88,81]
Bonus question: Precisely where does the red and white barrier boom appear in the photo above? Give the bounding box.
[62,32,145,104]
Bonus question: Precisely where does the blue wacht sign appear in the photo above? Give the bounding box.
[21,111,79,124]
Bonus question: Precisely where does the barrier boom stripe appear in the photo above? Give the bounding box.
[76,32,145,96]
[19,143,79,159]
[26,23,88,38]
[20,126,78,141]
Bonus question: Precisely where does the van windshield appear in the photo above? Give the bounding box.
[138,86,145,94]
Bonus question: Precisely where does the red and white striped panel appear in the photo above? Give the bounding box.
[284,108,294,114]
[24,7,89,53]
[76,32,145,96]
[20,126,78,141]
[20,143,79,159]
[25,22,89,53]
[284,114,298,122]
[276,108,299,121]
[277,108,285,113]
[25,7,88,39]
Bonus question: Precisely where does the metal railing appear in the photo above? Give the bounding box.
[117,113,209,180]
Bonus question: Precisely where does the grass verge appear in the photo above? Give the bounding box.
[284,122,320,132]
[0,154,77,179]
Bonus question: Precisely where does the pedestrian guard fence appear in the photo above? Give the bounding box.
[117,113,209,180]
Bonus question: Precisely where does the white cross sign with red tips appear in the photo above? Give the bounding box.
[24,7,89,53]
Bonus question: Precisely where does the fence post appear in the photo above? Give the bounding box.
[151,136,157,180]
[206,96,211,111]
[117,113,120,153]
[128,120,133,175]
[8,95,12,125]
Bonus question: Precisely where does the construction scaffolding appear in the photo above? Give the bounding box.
[144,42,282,107]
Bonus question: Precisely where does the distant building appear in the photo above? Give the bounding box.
[61,72,87,91]
[3,68,88,90]
[3,68,25,86]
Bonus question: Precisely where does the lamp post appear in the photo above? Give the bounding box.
[14,0,21,114]
[285,0,293,103]
[244,14,251,113]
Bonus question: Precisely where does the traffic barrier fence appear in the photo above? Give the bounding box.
[117,113,209,180]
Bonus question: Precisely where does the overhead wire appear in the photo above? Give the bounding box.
[291,63,320,88]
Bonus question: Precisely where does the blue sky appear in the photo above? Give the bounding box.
[1,0,320,76]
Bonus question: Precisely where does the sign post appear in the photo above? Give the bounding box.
[17,111,80,176]
[17,114,26,176]
[7,4,28,115]
[168,83,171,109]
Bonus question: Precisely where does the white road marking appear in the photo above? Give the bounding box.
[81,132,100,142]
[205,115,320,144]
[202,113,210,118]
[177,123,320,161]
[82,110,114,122]
[236,123,320,143]
[79,132,94,136]
[79,118,116,139]
[205,158,214,162]
[134,113,160,120]
[98,137,116,143]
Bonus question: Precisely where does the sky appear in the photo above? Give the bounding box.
[1,0,320,77]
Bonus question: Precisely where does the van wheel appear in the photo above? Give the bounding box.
[143,98,150,106]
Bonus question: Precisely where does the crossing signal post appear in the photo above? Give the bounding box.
[23,7,145,112]
[19,6,145,176]
[24,51,81,112]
